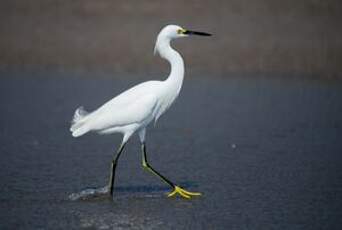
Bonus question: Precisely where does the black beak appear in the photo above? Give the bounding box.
[184,30,212,36]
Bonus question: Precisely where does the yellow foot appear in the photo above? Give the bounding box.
[167,186,202,199]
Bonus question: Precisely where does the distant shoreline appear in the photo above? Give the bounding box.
[1,0,341,79]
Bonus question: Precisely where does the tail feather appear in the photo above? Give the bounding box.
[72,106,88,123]
[72,125,90,137]
[70,106,91,137]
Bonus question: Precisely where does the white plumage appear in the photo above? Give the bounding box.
[69,25,211,199]
[70,25,186,144]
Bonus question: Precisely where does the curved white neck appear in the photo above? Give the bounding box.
[152,35,185,122]
[157,38,184,88]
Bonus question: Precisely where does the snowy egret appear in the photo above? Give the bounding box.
[70,25,211,199]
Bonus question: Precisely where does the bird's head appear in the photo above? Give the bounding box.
[154,25,211,55]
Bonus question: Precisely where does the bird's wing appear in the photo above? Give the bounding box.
[95,81,161,113]
[88,94,158,131]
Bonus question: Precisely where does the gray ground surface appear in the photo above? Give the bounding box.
[0,72,342,229]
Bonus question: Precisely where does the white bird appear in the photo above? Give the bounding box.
[70,25,211,199]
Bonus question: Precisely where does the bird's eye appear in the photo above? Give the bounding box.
[177,29,183,34]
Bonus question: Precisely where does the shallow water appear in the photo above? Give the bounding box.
[0,72,342,229]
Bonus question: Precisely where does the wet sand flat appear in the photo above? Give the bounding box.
[0,72,342,229]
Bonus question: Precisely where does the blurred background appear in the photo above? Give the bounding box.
[1,1,342,229]
[1,0,341,78]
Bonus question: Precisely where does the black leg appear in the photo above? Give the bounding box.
[108,143,126,196]
[141,143,175,188]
